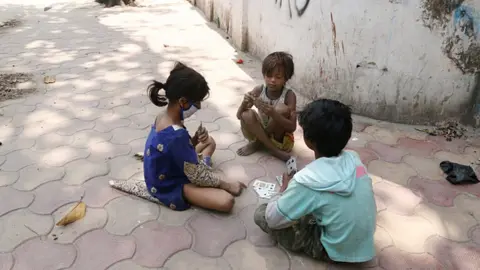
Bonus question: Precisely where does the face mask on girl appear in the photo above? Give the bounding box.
[181,101,199,120]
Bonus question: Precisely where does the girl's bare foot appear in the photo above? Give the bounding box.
[237,141,260,156]
[221,181,247,196]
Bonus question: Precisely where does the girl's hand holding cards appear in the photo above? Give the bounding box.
[196,124,209,143]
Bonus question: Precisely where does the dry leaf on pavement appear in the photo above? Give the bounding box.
[56,201,86,226]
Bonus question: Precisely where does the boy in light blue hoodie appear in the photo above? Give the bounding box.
[254,99,377,263]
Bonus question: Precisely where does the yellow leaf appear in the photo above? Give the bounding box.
[55,202,86,226]
[43,75,56,84]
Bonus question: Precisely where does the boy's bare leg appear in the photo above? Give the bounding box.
[265,103,291,143]
[237,117,261,156]
[238,108,291,161]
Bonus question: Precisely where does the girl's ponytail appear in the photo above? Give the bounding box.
[147,80,168,107]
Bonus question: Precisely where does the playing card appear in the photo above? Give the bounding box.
[286,157,297,175]
[253,180,277,199]
[254,187,277,199]
[253,180,275,191]
[276,175,283,187]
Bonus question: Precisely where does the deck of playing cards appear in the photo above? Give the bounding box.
[253,180,277,199]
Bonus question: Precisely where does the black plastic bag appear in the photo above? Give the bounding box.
[439,161,479,185]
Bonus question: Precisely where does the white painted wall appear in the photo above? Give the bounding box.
[190,0,480,124]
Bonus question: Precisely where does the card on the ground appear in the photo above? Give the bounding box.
[276,175,283,187]
[254,188,277,199]
[253,180,275,191]
[253,180,277,199]
[286,157,297,175]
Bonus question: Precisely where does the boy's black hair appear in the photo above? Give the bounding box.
[262,52,295,81]
[147,62,209,107]
[299,99,352,157]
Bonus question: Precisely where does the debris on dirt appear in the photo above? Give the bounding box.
[134,152,144,162]
[0,19,21,29]
[0,73,36,102]
[43,75,56,84]
[415,120,466,141]
[236,59,244,64]
[56,202,86,226]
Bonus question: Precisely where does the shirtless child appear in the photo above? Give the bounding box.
[236,52,297,162]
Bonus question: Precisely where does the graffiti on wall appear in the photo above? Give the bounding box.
[421,0,480,74]
[274,0,310,18]
[443,4,480,73]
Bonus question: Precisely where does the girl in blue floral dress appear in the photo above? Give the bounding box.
[110,63,245,212]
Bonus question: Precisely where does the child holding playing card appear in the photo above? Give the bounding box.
[236,51,297,162]
[254,99,377,263]
[111,63,245,212]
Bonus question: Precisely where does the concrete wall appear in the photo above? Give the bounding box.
[189,0,480,125]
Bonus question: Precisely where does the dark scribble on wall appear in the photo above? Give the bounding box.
[274,0,310,19]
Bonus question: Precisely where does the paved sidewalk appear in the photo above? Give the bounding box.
[0,1,480,269]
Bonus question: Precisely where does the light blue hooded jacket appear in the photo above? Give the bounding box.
[265,150,377,263]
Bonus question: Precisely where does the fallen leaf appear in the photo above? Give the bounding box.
[56,202,86,226]
[43,75,56,84]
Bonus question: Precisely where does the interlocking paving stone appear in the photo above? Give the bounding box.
[408,176,460,207]
[105,196,160,236]
[108,260,157,270]
[396,138,439,157]
[71,230,136,270]
[367,142,408,163]
[0,253,13,270]
[83,176,124,208]
[163,250,231,270]
[364,126,401,145]
[157,206,197,227]
[62,158,110,185]
[0,209,53,252]
[30,181,84,215]
[377,246,443,270]
[188,214,246,257]
[0,187,34,216]
[0,171,18,187]
[425,235,480,269]
[223,240,290,270]
[376,211,435,253]
[368,160,417,186]
[12,238,76,270]
[132,221,192,267]
[238,205,276,247]
[14,165,65,191]
[373,181,422,215]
